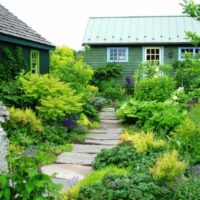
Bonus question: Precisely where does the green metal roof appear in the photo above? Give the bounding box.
[83,16,200,45]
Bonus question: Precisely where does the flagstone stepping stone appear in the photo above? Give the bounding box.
[90,129,107,133]
[100,115,118,120]
[73,144,113,154]
[101,119,121,124]
[41,164,92,180]
[86,133,120,140]
[57,152,95,166]
[84,139,120,145]
[102,107,115,112]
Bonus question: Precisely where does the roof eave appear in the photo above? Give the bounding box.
[0,33,55,50]
[82,41,193,46]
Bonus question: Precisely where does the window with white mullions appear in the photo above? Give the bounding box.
[144,47,161,64]
[179,47,200,60]
[107,47,128,62]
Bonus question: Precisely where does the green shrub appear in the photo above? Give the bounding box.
[50,46,99,122]
[20,73,82,121]
[63,166,128,200]
[93,144,161,173]
[173,58,200,92]
[91,62,123,87]
[50,46,93,91]
[0,80,34,108]
[117,99,185,134]
[187,103,200,125]
[92,94,110,111]
[172,119,200,164]
[77,173,168,200]
[0,156,62,200]
[135,76,175,101]
[100,79,125,101]
[171,175,200,200]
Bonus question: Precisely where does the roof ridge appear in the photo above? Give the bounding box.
[89,15,190,19]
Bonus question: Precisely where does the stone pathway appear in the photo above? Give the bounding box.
[41,107,122,190]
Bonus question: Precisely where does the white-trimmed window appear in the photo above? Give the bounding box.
[107,47,128,62]
[178,47,200,60]
[144,47,162,64]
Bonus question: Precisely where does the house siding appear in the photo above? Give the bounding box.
[0,41,50,74]
[85,46,142,84]
[85,45,180,84]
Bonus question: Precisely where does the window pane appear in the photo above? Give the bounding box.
[156,49,160,54]
[195,48,200,54]
[147,49,150,54]
[151,49,155,54]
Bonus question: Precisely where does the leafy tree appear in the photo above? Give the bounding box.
[182,0,200,45]
[50,46,93,91]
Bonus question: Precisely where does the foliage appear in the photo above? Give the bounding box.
[0,47,27,81]
[92,94,110,111]
[8,107,43,133]
[124,76,134,95]
[93,144,162,173]
[117,99,185,134]
[50,46,93,91]
[135,76,175,102]
[187,103,200,125]
[77,173,168,200]
[20,73,82,121]
[0,156,62,200]
[171,175,200,200]
[182,0,200,45]
[173,58,200,92]
[63,166,128,200]
[150,150,188,182]
[171,119,200,164]
[119,130,166,153]
[50,46,99,121]
[100,79,125,101]
[0,80,33,108]
[135,61,172,84]
[91,62,123,87]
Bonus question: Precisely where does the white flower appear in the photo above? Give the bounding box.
[177,87,184,92]
[172,96,178,100]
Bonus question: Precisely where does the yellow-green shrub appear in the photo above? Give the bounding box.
[172,118,198,142]
[119,130,166,153]
[150,150,188,181]
[20,74,82,120]
[63,166,129,200]
[9,107,43,132]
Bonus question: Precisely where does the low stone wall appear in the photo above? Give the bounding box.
[0,102,9,172]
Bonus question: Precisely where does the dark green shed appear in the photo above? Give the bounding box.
[0,4,55,74]
[83,16,200,84]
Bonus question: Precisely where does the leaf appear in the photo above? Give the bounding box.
[0,175,8,188]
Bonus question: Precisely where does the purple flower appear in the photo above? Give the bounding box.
[63,117,77,128]
[125,76,132,85]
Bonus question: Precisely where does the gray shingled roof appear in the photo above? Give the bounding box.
[0,3,54,47]
[83,16,200,45]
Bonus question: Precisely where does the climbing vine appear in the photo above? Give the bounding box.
[0,46,27,81]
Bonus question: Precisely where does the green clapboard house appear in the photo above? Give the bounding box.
[83,16,200,84]
[0,4,55,74]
